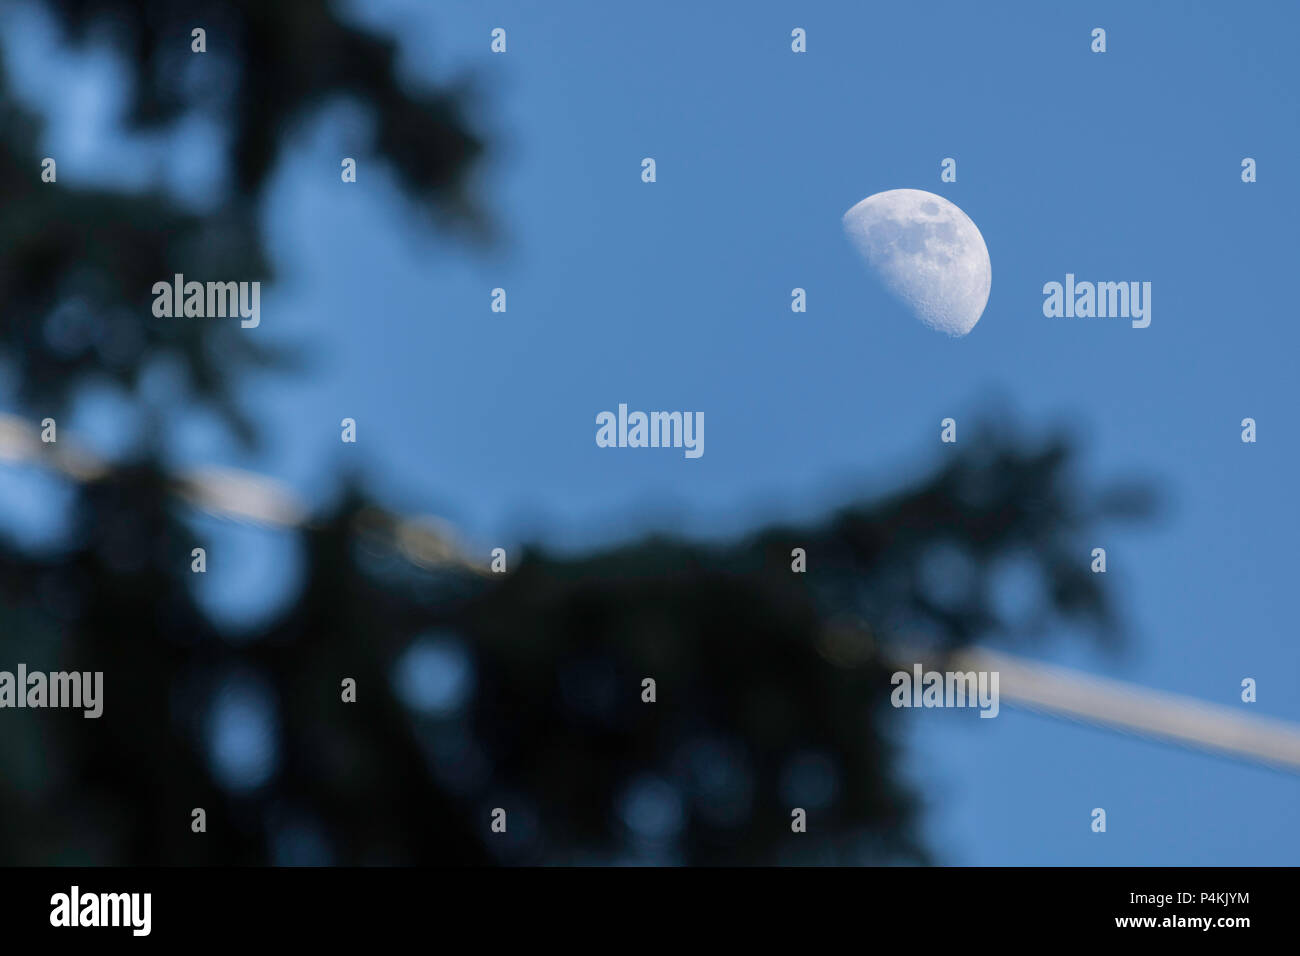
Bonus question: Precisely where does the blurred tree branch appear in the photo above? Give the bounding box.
[0,1,1158,866]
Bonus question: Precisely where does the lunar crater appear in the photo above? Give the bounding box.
[843,188,991,337]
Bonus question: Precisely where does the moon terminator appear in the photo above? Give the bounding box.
[842,189,991,337]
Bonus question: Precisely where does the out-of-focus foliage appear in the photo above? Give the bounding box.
[0,1,1154,865]
[3,0,485,444]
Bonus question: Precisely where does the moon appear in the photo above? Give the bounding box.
[842,189,991,337]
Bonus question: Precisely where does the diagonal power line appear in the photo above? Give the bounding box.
[4,412,1299,771]
[951,648,1300,773]
[0,411,488,574]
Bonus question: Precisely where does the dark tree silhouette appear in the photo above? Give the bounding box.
[0,1,1154,864]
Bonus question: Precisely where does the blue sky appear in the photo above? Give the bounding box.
[2,0,1297,863]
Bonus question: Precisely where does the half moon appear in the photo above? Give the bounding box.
[842,189,991,337]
